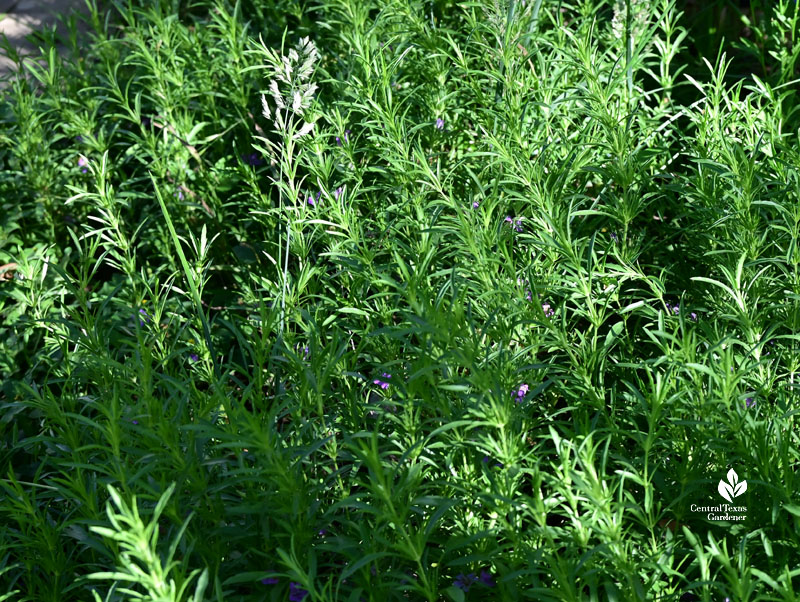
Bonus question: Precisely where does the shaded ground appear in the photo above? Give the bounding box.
[0,0,89,79]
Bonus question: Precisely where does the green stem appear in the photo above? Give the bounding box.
[152,174,220,380]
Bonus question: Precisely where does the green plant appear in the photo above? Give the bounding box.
[1,0,800,600]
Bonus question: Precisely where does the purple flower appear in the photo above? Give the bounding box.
[242,152,263,166]
[334,186,343,200]
[189,353,199,362]
[505,216,523,232]
[478,570,495,587]
[289,582,308,601]
[373,373,391,390]
[138,308,149,326]
[610,231,618,241]
[435,117,444,130]
[261,577,279,585]
[472,201,479,209]
[78,156,88,173]
[689,312,698,321]
[482,456,503,468]
[745,397,755,408]
[131,420,139,425]
[514,383,529,402]
[307,190,322,206]
[454,573,478,592]
[175,189,184,201]
[345,129,350,143]
[542,303,554,317]
[75,135,84,143]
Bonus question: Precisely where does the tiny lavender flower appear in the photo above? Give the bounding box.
[175,189,184,201]
[482,455,503,468]
[261,577,279,585]
[242,152,263,166]
[336,129,352,145]
[78,156,88,173]
[289,582,308,601]
[505,216,523,232]
[665,302,681,315]
[745,397,755,408]
[472,201,479,209]
[138,308,149,326]
[479,569,495,587]
[189,353,199,362]
[517,278,532,301]
[454,573,478,592]
[542,303,555,317]
[307,190,321,206]
[514,383,529,402]
[373,373,391,390]
[334,186,343,200]
[435,117,444,130]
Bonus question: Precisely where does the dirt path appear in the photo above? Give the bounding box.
[0,0,90,79]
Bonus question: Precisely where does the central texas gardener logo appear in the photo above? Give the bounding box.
[718,468,747,502]
[690,467,748,521]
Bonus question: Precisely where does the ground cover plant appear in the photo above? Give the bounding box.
[1,0,800,600]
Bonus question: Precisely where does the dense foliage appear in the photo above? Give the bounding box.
[2,0,800,600]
